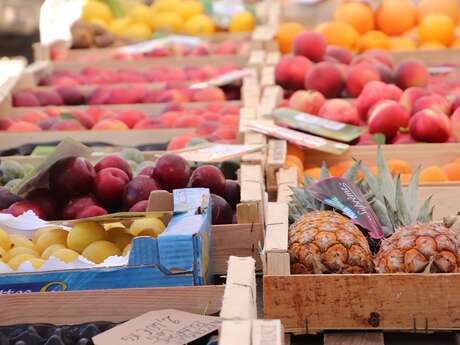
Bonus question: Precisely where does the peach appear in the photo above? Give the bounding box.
[212,126,237,140]
[213,41,237,55]
[346,64,381,98]
[93,119,129,131]
[318,99,360,125]
[19,111,49,123]
[450,95,460,113]
[152,153,191,192]
[88,87,112,105]
[275,56,312,90]
[192,87,226,102]
[275,56,294,89]
[325,46,353,65]
[13,91,40,107]
[35,90,64,106]
[71,111,95,129]
[196,121,219,135]
[410,109,451,143]
[94,168,130,206]
[133,118,164,129]
[400,87,430,113]
[356,81,395,120]
[0,118,14,130]
[288,90,326,115]
[362,50,393,68]
[107,88,143,105]
[450,108,460,141]
[77,205,108,218]
[368,100,410,141]
[57,86,85,105]
[7,121,42,132]
[293,31,326,62]
[394,59,429,89]
[116,110,146,128]
[167,134,194,150]
[390,132,417,144]
[412,94,451,115]
[143,90,161,103]
[95,155,132,179]
[305,62,344,98]
[38,118,59,130]
[375,63,394,84]
[50,119,85,131]
[27,189,59,220]
[175,115,201,128]
[160,111,178,128]
[157,89,190,103]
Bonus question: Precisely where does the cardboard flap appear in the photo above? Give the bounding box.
[128,237,160,267]
[147,190,173,213]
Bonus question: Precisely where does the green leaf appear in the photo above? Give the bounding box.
[342,161,361,181]
[60,113,74,120]
[376,146,396,211]
[395,175,411,226]
[320,162,330,180]
[405,165,421,223]
[372,133,386,145]
[417,196,433,223]
[369,198,394,236]
[360,163,384,204]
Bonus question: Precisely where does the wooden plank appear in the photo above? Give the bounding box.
[418,185,460,220]
[264,273,460,334]
[242,132,267,164]
[237,202,261,225]
[0,285,225,325]
[220,256,257,320]
[0,129,193,151]
[266,252,290,276]
[266,140,287,194]
[240,164,264,204]
[213,224,263,275]
[220,320,252,345]
[324,332,384,345]
[276,167,298,203]
[264,202,289,252]
[252,320,285,345]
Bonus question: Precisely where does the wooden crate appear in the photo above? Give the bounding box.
[262,202,460,336]
[266,141,460,220]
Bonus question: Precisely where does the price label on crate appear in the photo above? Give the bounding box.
[0,58,26,99]
[191,69,250,89]
[93,309,221,345]
[40,0,84,44]
[177,143,264,163]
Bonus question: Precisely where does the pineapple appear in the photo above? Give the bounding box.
[289,147,460,274]
[289,162,374,274]
[360,147,460,273]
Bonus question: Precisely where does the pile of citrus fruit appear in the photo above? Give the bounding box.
[277,0,460,53]
[82,0,255,40]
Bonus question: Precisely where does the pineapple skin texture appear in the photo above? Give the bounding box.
[375,223,460,273]
[289,211,374,274]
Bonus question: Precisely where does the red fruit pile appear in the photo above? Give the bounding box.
[2,104,239,142]
[39,64,238,86]
[12,85,230,107]
[0,154,240,224]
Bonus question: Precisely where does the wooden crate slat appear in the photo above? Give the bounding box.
[0,285,224,326]
[324,332,384,345]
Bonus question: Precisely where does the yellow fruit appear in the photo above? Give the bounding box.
[123,23,153,40]
[0,228,11,251]
[104,222,126,231]
[151,12,184,33]
[277,22,306,53]
[29,258,45,269]
[152,0,182,12]
[0,248,11,263]
[129,218,166,237]
[52,249,80,263]
[184,14,215,35]
[88,17,110,30]
[36,229,68,254]
[229,11,255,33]
[41,244,66,259]
[8,254,36,271]
[129,4,152,26]
[109,17,132,36]
[418,13,455,46]
[417,0,460,23]
[8,246,39,258]
[32,227,55,244]
[10,234,34,250]
[82,241,121,264]
[390,37,417,51]
[177,0,204,20]
[123,244,132,256]
[67,222,107,254]
[107,228,134,251]
[82,1,113,25]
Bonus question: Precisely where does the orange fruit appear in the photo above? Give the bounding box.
[330,160,353,177]
[287,144,305,163]
[443,162,460,181]
[401,173,413,184]
[417,0,459,23]
[420,166,448,183]
[315,21,359,50]
[277,22,305,54]
[304,167,322,180]
[284,155,304,184]
[388,160,412,176]
[333,2,375,35]
[390,37,417,51]
[355,30,391,52]
[418,13,455,46]
[376,0,416,36]
[369,166,379,176]
[419,41,446,50]
[229,11,255,33]
[451,38,460,48]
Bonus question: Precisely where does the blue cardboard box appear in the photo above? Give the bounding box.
[0,188,212,293]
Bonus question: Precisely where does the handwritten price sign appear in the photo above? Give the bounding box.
[93,309,221,345]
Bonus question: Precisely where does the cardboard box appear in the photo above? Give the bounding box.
[0,188,211,293]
